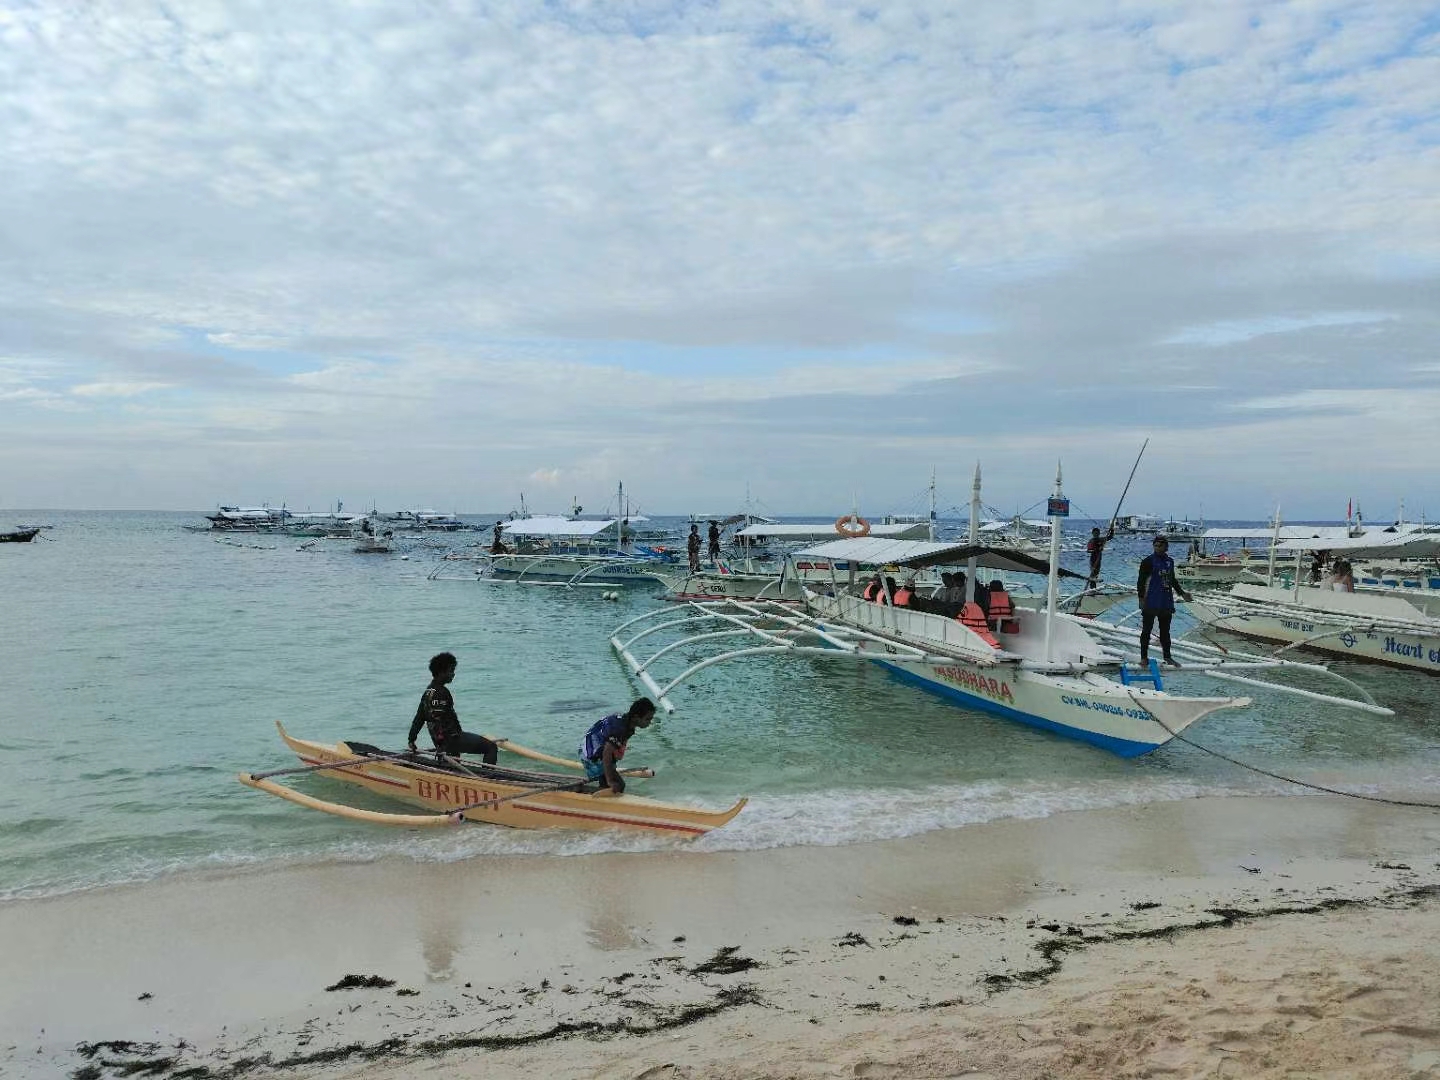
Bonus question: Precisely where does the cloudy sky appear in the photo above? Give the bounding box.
[2,1,1436,520]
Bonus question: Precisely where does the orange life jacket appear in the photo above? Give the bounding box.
[894,588,913,607]
[957,602,1000,647]
[862,582,878,601]
[987,589,1019,633]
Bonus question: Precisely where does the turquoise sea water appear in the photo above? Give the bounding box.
[2,511,1438,901]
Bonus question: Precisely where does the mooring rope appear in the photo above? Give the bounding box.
[1127,690,1440,810]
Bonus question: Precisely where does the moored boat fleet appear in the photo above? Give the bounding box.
[238,469,1439,836]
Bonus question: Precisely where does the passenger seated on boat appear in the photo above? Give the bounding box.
[942,571,967,615]
[862,573,883,602]
[875,576,898,605]
[957,601,1001,648]
[986,579,1020,633]
[407,652,500,765]
[893,578,915,607]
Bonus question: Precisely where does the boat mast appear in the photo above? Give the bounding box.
[1266,505,1281,586]
[928,466,937,542]
[966,462,980,596]
[1044,462,1064,662]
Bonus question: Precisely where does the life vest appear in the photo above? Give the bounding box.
[987,589,1019,633]
[894,588,913,607]
[862,581,879,601]
[581,714,629,762]
[957,602,1000,647]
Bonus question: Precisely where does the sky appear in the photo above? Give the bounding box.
[1,1,1437,521]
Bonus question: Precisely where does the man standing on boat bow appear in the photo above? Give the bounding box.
[581,698,655,795]
[407,652,500,764]
[1136,537,1192,668]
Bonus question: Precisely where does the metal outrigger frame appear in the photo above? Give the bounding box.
[608,596,958,713]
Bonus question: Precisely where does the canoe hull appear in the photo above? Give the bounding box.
[274,725,744,835]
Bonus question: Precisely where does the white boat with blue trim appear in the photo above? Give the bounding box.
[610,466,1391,757]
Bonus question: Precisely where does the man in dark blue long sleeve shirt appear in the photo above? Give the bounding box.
[1136,537,1192,667]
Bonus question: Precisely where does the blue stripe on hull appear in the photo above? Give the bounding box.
[876,661,1162,758]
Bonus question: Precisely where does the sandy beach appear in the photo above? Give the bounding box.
[6,793,1439,1080]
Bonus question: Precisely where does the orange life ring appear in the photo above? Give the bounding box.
[834,515,871,538]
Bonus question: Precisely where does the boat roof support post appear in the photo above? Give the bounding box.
[1044,462,1064,662]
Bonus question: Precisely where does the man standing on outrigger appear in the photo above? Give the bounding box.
[407,652,500,764]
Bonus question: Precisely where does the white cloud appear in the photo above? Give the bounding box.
[0,1,1436,514]
[70,381,172,398]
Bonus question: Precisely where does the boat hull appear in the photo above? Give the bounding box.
[273,725,744,834]
[488,554,669,586]
[0,528,40,543]
[866,647,1240,756]
[1192,599,1440,674]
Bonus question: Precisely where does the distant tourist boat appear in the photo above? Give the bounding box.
[0,527,41,543]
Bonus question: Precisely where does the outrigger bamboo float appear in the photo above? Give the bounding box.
[611,466,1392,757]
[239,722,746,836]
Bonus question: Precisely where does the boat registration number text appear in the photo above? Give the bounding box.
[1061,695,1154,720]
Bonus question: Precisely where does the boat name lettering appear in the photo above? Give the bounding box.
[932,666,1014,703]
[1279,618,1315,632]
[1383,636,1440,664]
[1060,695,1154,721]
[415,778,497,807]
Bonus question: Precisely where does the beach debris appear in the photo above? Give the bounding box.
[672,935,686,943]
[137,992,153,1001]
[1131,901,1161,911]
[1240,865,1261,873]
[891,915,919,926]
[1376,862,1411,870]
[836,932,871,949]
[688,946,761,975]
[325,974,396,992]
[395,989,419,997]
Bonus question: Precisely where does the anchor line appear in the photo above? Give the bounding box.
[1124,691,1440,811]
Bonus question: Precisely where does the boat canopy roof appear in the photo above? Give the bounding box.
[499,516,619,537]
[1275,532,1440,558]
[980,518,1050,531]
[735,521,930,540]
[792,537,1085,577]
[1202,526,1352,540]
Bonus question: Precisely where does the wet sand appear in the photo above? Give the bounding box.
[4,794,1439,1079]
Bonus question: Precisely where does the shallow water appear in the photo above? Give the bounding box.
[2,511,1436,900]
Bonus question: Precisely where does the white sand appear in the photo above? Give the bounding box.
[4,794,1438,1079]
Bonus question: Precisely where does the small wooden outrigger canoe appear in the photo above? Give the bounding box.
[239,722,746,836]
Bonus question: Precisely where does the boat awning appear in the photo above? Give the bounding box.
[791,538,1084,577]
[980,519,1049,531]
[735,522,930,540]
[1275,533,1440,558]
[500,516,618,537]
[1201,526,1353,541]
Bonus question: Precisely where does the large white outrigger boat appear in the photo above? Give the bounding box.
[612,467,1389,757]
[1188,522,1440,674]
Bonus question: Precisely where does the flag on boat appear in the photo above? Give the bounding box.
[1346,497,1352,521]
